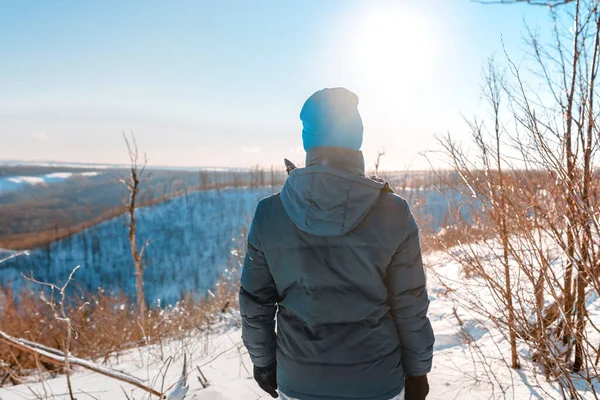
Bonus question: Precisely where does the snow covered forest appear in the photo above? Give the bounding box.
[0,187,272,305]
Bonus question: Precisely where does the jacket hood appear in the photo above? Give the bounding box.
[280,147,390,236]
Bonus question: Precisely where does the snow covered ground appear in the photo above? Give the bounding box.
[3,250,598,400]
[0,171,101,193]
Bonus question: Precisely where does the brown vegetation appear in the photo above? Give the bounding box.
[437,1,600,397]
[0,270,240,386]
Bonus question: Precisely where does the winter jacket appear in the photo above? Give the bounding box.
[240,147,434,400]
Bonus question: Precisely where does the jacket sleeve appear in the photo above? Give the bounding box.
[239,206,278,368]
[385,200,434,376]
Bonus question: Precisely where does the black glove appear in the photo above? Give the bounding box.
[405,375,429,400]
[254,363,278,398]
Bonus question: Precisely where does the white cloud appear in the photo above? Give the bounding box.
[242,146,262,153]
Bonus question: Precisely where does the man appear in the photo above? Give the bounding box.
[240,88,434,400]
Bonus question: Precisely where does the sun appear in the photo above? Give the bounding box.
[353,7,432,107]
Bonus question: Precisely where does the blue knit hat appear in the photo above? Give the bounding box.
[300,87,364,152]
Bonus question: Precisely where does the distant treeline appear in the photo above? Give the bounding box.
[0,166,286,250]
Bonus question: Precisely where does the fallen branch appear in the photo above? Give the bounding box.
[166,354,189,400]
[0,329,162,397]
[196,366,209,388]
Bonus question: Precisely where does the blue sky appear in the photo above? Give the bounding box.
[0,1,551,170]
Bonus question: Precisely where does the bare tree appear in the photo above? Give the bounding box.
[375,149,386,176]
[484,59,520,369]
[438,1,600,396]
[120,133,150,330]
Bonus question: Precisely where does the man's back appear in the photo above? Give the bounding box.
[241,147,433,400]
[240,88,433,400]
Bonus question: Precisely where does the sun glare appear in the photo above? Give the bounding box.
[353,8,432,112]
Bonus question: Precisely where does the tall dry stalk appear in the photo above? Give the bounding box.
[375,149,386,176]
[120,133,150,331]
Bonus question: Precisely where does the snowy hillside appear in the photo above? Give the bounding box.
[2,249,598,400]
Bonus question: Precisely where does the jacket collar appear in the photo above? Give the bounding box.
[305,147,365,176]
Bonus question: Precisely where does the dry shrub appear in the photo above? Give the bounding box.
[394,182,497,254]
[0,267,241,385]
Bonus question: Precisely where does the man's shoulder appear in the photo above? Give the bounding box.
[378,191,410,214]
[255,192,283,216]
[257,192,281,207]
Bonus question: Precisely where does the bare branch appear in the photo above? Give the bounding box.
[474,0,573,6]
